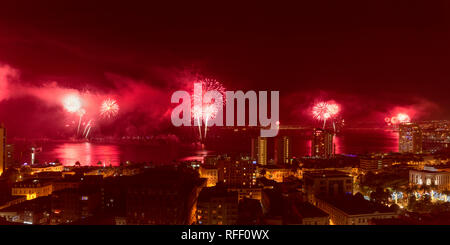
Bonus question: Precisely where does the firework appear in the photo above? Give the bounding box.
[312,102,331,128]
[195,78,226,100]
[387,113,411,125]
[312,101,341,131]
[63,94,82,113]
[390,116,399,125]
[326,103,339,116]
[397,113,411,123]
[326,102,340,132]
[191,78,226,140]
[100,98,119,118]
[312,102,330,120]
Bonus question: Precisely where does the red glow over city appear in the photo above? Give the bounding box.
[0,0,449,233]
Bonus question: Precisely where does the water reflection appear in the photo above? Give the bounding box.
[49,143,120,166]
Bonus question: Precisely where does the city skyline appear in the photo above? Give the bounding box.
[1,0,450,231]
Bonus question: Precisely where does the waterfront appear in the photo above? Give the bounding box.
[12,128,399,166]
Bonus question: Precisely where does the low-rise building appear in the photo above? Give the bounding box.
[303,170,353,202]
[217,160,257,188]
[409,166,450,190]
[313,194,398,225]
[292,202,329,225]
[227,187,262,201]
[261,165,292,182]
[0,196,52,224]
[12,179,53,200]
[360,155,392,172]
[196,187,238,225]
[30,164,64,174]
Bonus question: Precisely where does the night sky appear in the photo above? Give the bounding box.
[0,1,449,137]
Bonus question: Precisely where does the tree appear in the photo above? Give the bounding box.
[407,195,416,211]
[259,169,266,177]
[390,203,400,213]
[423,194,431,204]
[370,187,391,205]
[364,171,375,185]
[354,192,365,201]
[74,161,81,167]
[442,189,450,202]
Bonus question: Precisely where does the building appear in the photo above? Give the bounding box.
[0,125,6,176]
[261,165,292,183]
[11,179,53,200]
[0,195,27,210]
[5,144,15,168]
[303,170,353,202]
[125,167,205,225]
[199,165,219,187]
[399,123,423,154]
[217,160,257,188]
[196,187,239,225]
[0,196,52,225]
[227,187,262,201]
[251,137,267,165]
[311,128,334,159]
[418,120,450,153]
[292,202,329,225]
[360,155,392,172]
[30,163,65,175]
[51,187,102,224]
[313,194,398,225]
[409,166,450,190]
[274,136,291,165]
[203,155,219,165]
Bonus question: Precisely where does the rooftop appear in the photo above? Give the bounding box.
[13,179,52,187]
[318,194,395,215]
[295,202,329,218]
[303,170,351,179]
[198,187,238,202]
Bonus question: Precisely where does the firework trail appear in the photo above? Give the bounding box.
[203,104,218,138]
[100,98,119,119]
[192,105,203,140]
[82,119,92,137]
[85,122,93,138]
[76,109,86,136]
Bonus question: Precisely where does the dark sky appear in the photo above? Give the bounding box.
[0,1,449,137]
